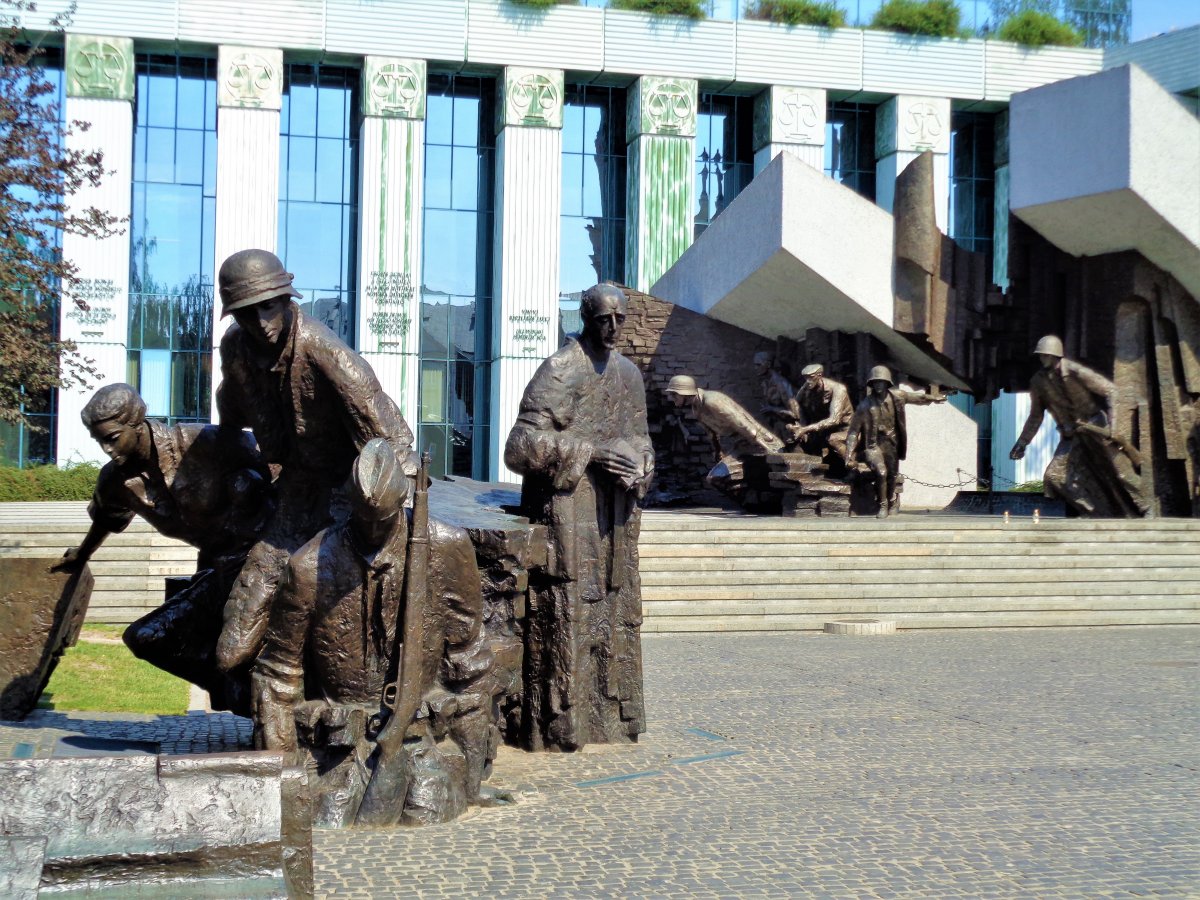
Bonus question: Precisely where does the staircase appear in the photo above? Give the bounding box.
[638,509,1200,631]
[2,502,1198,631]
[0,502,195,625]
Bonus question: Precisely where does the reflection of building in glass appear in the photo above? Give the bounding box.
[127,55,217,427]
[949,111,996,258]
[825,101,877,202]
[694,94,754,240]
[420,74,495,481]
[560,85,626,336]
[1,50,64,466]
[278,63,359,345]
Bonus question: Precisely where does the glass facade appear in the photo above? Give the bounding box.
[560,84,627,339]
[948,110,996,257]
[419,75,496,481]
[2,50,64,466]
[694,93,754,240]
[825,100,877,202]
[278,64,359,346]
[128,55,217,427]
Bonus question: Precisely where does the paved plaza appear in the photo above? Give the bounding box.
[3,626,1198,898]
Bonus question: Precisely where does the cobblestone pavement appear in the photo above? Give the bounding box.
[3,627,1198,898]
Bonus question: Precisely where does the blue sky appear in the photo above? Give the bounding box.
[1133,0,1199,39]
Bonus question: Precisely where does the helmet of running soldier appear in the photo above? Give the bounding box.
[1033,335,1064,358]
[665,375,698,397]
[218,249,302,317]
[867,365,893,386]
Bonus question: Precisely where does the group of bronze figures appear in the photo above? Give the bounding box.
[46,249,1154,829]
[665,357,945,517]
[52,254,649,829]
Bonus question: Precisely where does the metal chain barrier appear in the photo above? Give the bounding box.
[902,467,1022,491]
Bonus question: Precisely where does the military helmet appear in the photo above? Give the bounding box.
[665,375,698,396]
[1033,335,1064,358]
[218,249,302,317]
[867,365,893,386]
[800,363,824,378]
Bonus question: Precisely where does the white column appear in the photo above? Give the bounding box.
[56,36,134,465]
[490,67,564,482]
[625,76,697,293]
[356,57,426,426]
[752,85,826,176]
[875,96,951,231]
[210,46,283,416]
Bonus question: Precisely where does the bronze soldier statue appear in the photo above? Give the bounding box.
[504,284,653,752]
[754,351,799,443]
[664,375,784,459]
[213,249,417,675]
[790,363,853,469]
[53,383,273,713]
[1010,335,1146,517]
[846,366,944,518]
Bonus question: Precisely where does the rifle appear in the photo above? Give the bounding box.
[355,449,432,827]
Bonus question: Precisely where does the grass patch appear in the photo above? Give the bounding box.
[40,640,190,715]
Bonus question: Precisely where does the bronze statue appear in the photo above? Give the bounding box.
[790,363,853,469]
[846,366,944,518]
[251,441,497,827]
[504,284,653,752]
[754,351,799,442]
[1010,335,1146,517]
[665,375,784,459]
[52,383,273,713]
[213,249,417,675]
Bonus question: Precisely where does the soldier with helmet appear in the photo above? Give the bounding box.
[213,249,417,674]
[846,365,944,518]
[1010,335,1145,516]
[664,375,784,461]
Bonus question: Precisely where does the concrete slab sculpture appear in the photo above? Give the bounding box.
[505,284,652,751]
[0,560,93,720]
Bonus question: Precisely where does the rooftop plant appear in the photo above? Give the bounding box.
[612,0,707,20]
[997,9,1084,46]
[745,0,846,28]
[869,0,963,38]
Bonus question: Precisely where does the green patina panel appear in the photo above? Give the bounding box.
[627,135,693,291]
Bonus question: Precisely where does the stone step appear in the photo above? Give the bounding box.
[639,553,1200,572]
[640,564,1200,584]
[642,595,1200,616]
[641,608,1200,632]
[641,581,1200,601]
[639,512,1200,532]
[639,541,1200,558]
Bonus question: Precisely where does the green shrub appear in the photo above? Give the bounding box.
[508,0,573,8]
[1012,479,1045,493]
[746,0,846,27]
[997,9,1083,47]
[870,0,962,37]
[0,462,100,502]
[613,0,706,19]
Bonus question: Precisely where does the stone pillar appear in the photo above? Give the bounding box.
[356,57,427,425]
[210,46,283,416]
[752,85,826,175]
[491,67,565,481]
[56,35,134,465]
[875,96,951,231]
[625,76,697,293]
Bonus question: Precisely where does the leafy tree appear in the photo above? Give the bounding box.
[998,8,1083,46]
[870,0,963,37]
[746,0,847,28]
[0,1,120,439]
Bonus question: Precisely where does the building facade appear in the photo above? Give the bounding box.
[11,1,1198,486]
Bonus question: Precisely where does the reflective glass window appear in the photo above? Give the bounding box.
[560,84,626,340]
[128,55,217,426]
[279,64,359,345]
[3,49,64,465]
[949,111,995,257]
[694,93,754,239]
[419,75,496,480]
[825,100,877,202]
